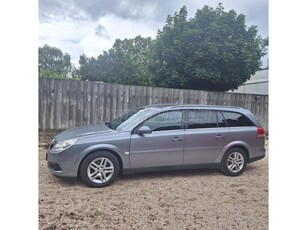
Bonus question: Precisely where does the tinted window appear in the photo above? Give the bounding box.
[143,111,182,131]
[222,112,255,127]
[217,112,227,127]
[188,110,217,129]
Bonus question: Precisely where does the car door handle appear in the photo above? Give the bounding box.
[215,135,225,139]
[171,137,183,142]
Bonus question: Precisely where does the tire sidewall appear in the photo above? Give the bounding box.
[221,148,247,176]
[80,151,120,187]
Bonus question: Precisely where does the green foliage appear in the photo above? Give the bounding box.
[150,4,267,91]
[39,44,78,79]
[39,69,67,79]
[78,36,153,86]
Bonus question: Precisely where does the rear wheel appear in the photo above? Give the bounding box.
[80,151,119,187]
[221,148,247,176]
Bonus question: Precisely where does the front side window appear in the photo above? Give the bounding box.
[187,110,217,129]
[143,111,183,131]
[222,112,255,127]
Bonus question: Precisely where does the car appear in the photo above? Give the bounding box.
[46,104,266,187]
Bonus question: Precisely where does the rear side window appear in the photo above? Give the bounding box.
[222,112,255,127]
[187,110,217,129]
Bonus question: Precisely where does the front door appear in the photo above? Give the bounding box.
[130,110,184,168]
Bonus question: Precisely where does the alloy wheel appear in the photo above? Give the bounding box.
[87,157,114,184]
[227,152,244,173]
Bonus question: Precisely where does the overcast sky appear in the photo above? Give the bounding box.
[39,0,268,67]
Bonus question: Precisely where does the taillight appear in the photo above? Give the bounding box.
[256,127,265,138]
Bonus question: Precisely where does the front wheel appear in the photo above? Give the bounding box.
[221,148,247,176]
[80,151,120,187]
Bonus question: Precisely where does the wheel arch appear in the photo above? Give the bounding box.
[230,145,250,162]
[77,148,124,177]
[219,141,251,163]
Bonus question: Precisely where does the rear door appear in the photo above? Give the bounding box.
[183,109,229,164]
[130,110,184,168]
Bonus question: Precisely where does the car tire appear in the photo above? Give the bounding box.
[80,151,120,187]
[221,147,247,176]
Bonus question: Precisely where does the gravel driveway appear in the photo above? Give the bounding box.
[39,141,268,230]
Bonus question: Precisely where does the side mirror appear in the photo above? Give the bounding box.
[138,126,152,135]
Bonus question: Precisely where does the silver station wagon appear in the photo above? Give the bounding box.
[47,104,266,187]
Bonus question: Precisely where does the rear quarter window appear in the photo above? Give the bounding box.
[222,111,255,127]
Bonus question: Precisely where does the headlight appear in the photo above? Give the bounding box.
[50,138,78,153]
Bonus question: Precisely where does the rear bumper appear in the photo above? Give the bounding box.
[249,154,265,163]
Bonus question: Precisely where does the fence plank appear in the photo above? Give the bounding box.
[97,82,104,123]
[123,85,129,113]
[69,80,77,128]
[62,80,69,129]
[146,86,153,105]
[39,79,46,130]
[48,79,55,130]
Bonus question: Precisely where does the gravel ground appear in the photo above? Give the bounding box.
[39,141,268,230]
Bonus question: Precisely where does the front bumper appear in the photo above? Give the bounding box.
[46,147,80,178]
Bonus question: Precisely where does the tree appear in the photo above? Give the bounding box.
[78,54,99,81]
[39,44,73,79]
[78,36,153,86]
[150,4,267,91]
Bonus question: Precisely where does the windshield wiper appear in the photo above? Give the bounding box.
[105,122,115,130]
[111,123,118,130]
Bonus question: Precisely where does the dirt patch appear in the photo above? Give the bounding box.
[39,141,268,229]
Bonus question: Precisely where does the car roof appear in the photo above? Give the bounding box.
[142,104,244,112]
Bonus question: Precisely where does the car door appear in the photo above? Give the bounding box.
[130,110,184,168]
[184,110,229,164]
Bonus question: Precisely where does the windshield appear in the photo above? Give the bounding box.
[107,108,157,131]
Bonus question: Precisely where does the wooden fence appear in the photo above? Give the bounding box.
[39,78,269,132]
